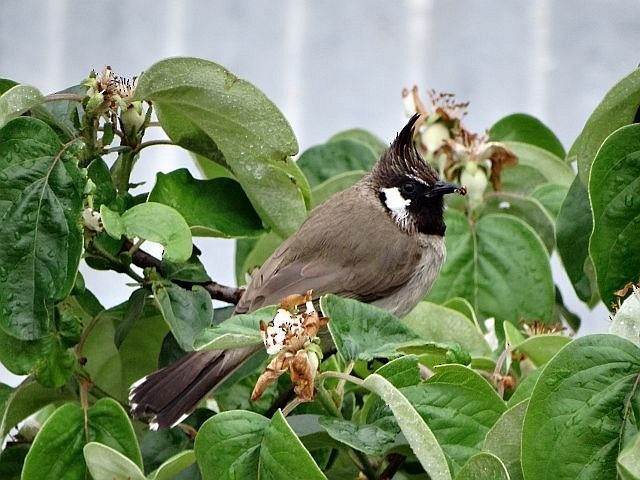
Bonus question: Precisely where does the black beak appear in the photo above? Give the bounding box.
[426,181,466,198]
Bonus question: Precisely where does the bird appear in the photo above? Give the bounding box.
[129,113,462,429]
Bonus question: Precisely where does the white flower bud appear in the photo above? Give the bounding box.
[420,122,450,152]
[460,162,488,208]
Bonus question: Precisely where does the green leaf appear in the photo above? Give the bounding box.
[362,373,452,480]
[556,176,598,304]
[87,157,117,208]
[0,117,85,340]
[160,252,211,284]
[148,450,196,480]
[195,410,269,479]
[0,443,29,480]
[32,334,75,387]
[321,295,422,363]
[427,212,555,325]
[194,306,274,351]
[589,123,640,306]
[152,280,212,351]
[22,398,142,480]
[521,334,640,479]
[619,431,640,480]
[148,169,264,238]
[327,128,387,156]
[259,410,327,479]
[101,202,192,263]
[81,314,123,399]
[236,232,283,284]
[483,399,528,480]
[83,442,146,480]
[135,57,308,238]
[514,334,572,366]
[0,377,73,439]
[374,355,422,388]
[317,416,397,457]
[530,183,568,219]
[311,170,366,207]
[0,84,44,127]
[489,112,566,159]
[403,364,507,474]
[609,290,640,347]
[117,302,169,401]
[297,139,378,187]
[403,302,491,357]
[568,68,640,183]
[500,141,573,194]
[478,191,555,252]
[455,452,509,480]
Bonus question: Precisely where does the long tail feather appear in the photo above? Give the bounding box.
[129,345,260,429]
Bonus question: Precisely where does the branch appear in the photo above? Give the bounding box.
[122,240,245,305]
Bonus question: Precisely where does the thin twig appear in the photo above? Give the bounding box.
[379,453,406,480]
[122,240,245,304]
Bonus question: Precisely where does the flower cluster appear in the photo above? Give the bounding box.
[251,291,328,402]
[402,86,517,208]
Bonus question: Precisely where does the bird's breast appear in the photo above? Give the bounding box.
[371,234,446,317]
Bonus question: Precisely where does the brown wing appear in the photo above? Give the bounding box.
[235,183,424,313]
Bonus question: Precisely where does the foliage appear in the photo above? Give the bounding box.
[0,57,639,479]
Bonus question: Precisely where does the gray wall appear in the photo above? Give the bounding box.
[1,1,637,384]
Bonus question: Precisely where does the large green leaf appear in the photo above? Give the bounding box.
[427,211,555,325]
[321,295,422,363]
[455,452,509,480]
[259,410,326,479]
[148,450,196,480]
[83,442,146,480]
[530,183,568,220]
[521,334,640,479]
[22,398,142,480]
[311,170,366,207]
[556,175,598,304]
[327,128,387,156]
[0,84,44,127]
[195,410,326,480]
[0,377,73,439]
[589,123,640,306]
[514,334,572,366]
[152,280,213,351]
[403,302,490,357]
[297,138,377,187]
[500,141,573,194]
[148,169,264,238]
[568,68,640,183]
[483,399,528,480]
[101,202,192,263]
[0,117,85,340]
[619,431,640,480]
[194,306,275,351]
[489,112,566,159]
[403,364,507,474]
[317,416,397,457]
[135,57,308,238]
[478,191,555,252]
[362,373,452,480]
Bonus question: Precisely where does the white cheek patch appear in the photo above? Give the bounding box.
[382,187,411,213]
[381,187,411,229]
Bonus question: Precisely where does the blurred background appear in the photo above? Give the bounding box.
[1,1,639,384]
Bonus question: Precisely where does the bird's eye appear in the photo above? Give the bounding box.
[401,182,415,194]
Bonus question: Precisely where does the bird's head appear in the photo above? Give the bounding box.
[370,113,462,235]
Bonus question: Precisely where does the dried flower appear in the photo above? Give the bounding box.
[520,318,566,336]
[252,291,328,402]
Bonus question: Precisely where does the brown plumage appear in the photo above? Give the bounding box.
[129,114,460,429]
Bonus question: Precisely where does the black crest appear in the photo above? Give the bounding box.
[370,113,440,189]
